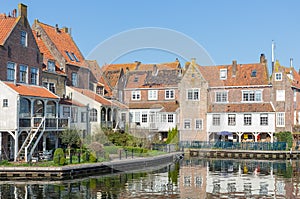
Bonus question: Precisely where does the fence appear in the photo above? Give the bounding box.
[180,141,287,151]
[151,144,177,152]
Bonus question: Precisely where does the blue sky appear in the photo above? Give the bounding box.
[1,1,300,70]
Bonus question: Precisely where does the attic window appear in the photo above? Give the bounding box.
[220,69,227,80]
[72,52,79,62]
[134,77,139,82]
[65,51,74,61]
[251,70,257,77]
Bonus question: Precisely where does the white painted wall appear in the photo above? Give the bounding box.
[0,82,18,131]
[207,112,275,133]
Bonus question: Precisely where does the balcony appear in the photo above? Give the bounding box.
[19,117,69,130]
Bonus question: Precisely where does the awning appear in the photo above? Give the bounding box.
[217,131,232,136]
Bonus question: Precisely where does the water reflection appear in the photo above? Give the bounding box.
[1,158,300,198]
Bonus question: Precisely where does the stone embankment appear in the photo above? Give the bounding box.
[0,152,183,181]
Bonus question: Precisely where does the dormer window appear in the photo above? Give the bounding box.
[134,77,139,82]
[220,69,227,80]
[65,51,74,61]
[251,70,257,77]
[20,31,27,47]
[47,60,55,72]
[275,72,282,81]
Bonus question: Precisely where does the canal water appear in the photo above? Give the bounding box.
[0,157,299,198]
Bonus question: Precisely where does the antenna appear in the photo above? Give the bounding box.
[271,40,275,72]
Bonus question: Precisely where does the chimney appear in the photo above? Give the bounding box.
[12,9,17,17]
[260,54,266,64]
[152,64,158,76]
[191,58,196,66]
[55,24,60,33]
[18,3,27,18]
[134,61,141,70]
[61,27,69,34]
[290,58,293,68]
[232,60,237,77]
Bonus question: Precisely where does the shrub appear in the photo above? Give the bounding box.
[89,152,97,162]
[53,148,66,165]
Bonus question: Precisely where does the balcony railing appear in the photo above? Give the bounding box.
[19,117,69,130]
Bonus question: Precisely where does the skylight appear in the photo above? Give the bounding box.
[65,51,74,61]
[251,70,257,77]
[72,52,79,62]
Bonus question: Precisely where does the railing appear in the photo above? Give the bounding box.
[19,117,69,129]
[180,141,287,151]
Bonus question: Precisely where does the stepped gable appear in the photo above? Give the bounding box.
[198,62,269,87]
[36,21,87,68]
[5,82,58,99]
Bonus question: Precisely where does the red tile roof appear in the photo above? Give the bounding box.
[5,82,59,99]
[102,63,138,73]
[129,101,179,112]
[59,98,85,107]
[208,103,274,113]
[197,62,269,87]
[36,21,87,68]
[125,71,148,89]
[137,61,180,71]
[0,15,18,45]
[282,66,300,89]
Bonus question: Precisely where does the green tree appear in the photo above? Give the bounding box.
[53,148,66,165]
[59,128,81,157]
[166,126,178,144]
[275,131,293,149]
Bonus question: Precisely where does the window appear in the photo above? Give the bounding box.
[220,69,227,80]
[30,67,38,85]
[72,53,79,62]
[184,119,191,129]
[71,107,78,123]
[228,114,236,126]
[213,114,220,126]
[47,60,55,72]
[275,73,282,81]
[7,62,15,81]
[242,90,262,102]
[216,91,228,103]
[20,31,27,47]
[195,119,203,130]
[90,108,97,122]
[148,90,158,100]
[161,114,166,123]
[19,65,28,83]
[133,77,139,82]
[251,70,257,77]
[187,88,199,100]
[244,114,252,125]
[2,99,8,107]
[276,112,285,127]
[165,90,175,99]
[131,91,141,100]
[63,107,70,117]
[96,86,103,95]
[43,82,55,93]
[168,114,174,123]
[81,112,87,123]
[71,73,78,87]
[260,114,268,125]
[276,90,285,101]
[65,51,74,61]
[141,113,147,123]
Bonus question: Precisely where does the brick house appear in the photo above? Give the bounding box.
[179,55,276,143]
[123,62,182,140]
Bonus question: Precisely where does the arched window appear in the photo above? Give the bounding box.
[90,108,97,122]
[33,99,44,117]
[20,98,31,117]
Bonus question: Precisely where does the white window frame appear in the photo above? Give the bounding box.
[148,90,158,100]
[90,108,98,122]
[228,114,236,126]
[47,60,56,72]
[242,90,262,102]
[165,89,175,100]
[195,119,203,130]
[131,91,141,100]
[275,72,282,81]
[220,69,227,80]
[212,114,220,126]
[19,65,28,83]
[20,30,27,47]
[167,114,174,123]
[260,113,268,126]
[30,67,38,85]
[244,114,252,126]
[141,112,147,123]
[7,62,16,81]
[215,91,228,103]
[71,72,78,87]
[184,119,191,129]
[63,106,70,117]
[186,88,200,101]
[276,112,285,127]
[43,82,55,94]
[2,99,8,107]
[276,90,285,101]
